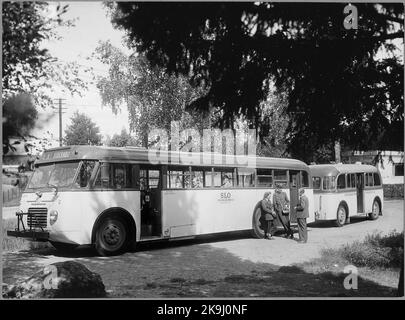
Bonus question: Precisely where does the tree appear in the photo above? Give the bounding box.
[64,112,102,146]
[2,93,38,153]
[95,41,210,147]
[108,2,404,161]
[2,1,90,107]
[106,128,137,147]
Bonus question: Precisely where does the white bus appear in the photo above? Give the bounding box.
[309,164,383,227]
[7,146,314,255]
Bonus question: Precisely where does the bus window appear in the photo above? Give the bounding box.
[141,168,160,189]
[347,173,356,188]
[204,169,213,187]
[76,161,96,188]
[337,174,346,189]
[312,177,321,190]
[111,163,136,189]
[257,169,273,187]
[213,170,221,187]
[274,170,288,188]
[322,176,336,190]
[373,173,381,186]
[237,168,255,187]
[168,169,184,189]
[190,170,203,188]
[148,170,160,189]
[301,171,309,187]
[221,170,234,188]
[365,172,374,187]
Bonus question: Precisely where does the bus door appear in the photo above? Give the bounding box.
[140,166,162,238]
[289,170,300,223]
[356,173,364,213]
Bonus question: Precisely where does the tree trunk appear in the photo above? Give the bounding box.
[334,140,341,163]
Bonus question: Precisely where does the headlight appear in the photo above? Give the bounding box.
[49,210,58,225]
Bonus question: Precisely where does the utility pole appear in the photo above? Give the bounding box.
[52,98,67,147]
[59,98,63,146]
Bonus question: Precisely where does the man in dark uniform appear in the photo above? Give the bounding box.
[261,192,276,240]
[273,184,293,239]
[295,188,309,243]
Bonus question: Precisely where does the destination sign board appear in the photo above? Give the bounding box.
[41,149,72,160]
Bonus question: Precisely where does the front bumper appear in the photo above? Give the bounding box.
[7,230,49,241]
[6,211,49,241]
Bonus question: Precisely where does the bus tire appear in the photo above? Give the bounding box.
[95,216,128,256]
[251,205,265,239]
[369,199,381,220]
[335,203,347,227]
[50,241,78,252]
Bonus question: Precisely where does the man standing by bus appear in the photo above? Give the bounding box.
[295,188,309,243]
[273,184,293,239]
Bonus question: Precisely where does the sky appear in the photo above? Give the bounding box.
[32,1,132,146]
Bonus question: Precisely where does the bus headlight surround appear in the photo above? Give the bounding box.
[49,210,58,225]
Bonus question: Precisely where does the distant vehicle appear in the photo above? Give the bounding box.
[7,145,314,256]
[309,164,383,227]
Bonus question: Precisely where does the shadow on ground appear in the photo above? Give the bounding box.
[2,231,399,298]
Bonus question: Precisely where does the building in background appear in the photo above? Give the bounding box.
[342,150,404,198]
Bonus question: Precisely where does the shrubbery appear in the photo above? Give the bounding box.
[339,231,404,269]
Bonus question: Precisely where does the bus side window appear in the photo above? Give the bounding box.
[373,173,381,186]
[301,171,309,187]
[76,161,96,188]
[190,170,203,188]
[365,172,374,187]
[148,170,160,189]
[221,170,234,188]
[312,177,321,190]
[257,169,273,187]
[337,174,346,189]
[274,170,288,188]
[204,169,213,188]
[347,173,356,188]
[237,168,255,187]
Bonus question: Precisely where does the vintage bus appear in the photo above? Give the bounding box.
[7,145,314,256]
[309,164,383,227]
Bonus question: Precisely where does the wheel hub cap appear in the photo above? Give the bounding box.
[103,225,121,245]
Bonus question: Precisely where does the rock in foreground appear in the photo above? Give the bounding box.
[4,261,106,298]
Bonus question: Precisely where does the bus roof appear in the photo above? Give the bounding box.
[36,145,310,171]
[309,163,379,176]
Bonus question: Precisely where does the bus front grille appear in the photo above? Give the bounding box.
[27,208,48,229]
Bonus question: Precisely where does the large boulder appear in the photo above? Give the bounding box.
[3,261,106,298]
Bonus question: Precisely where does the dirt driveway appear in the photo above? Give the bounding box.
[2,200,403,298]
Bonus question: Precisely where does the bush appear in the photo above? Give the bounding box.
[2,219,50,252]
[339,231,404,269]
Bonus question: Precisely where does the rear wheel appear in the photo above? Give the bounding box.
[369,200,380,220]
[335,204,347,227]
[95,216,128,256]
[251,206,265,238]
[50,241,78,252]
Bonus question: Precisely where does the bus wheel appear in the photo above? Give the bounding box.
[369,200,380,220]
[251,206,265,239]
[95,216,128,256]
[50,241,78,252]
[335,204,347,227]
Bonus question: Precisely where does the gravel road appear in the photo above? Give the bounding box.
[2,199,403,297]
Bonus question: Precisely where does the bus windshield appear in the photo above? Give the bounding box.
[27,162,80,189]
